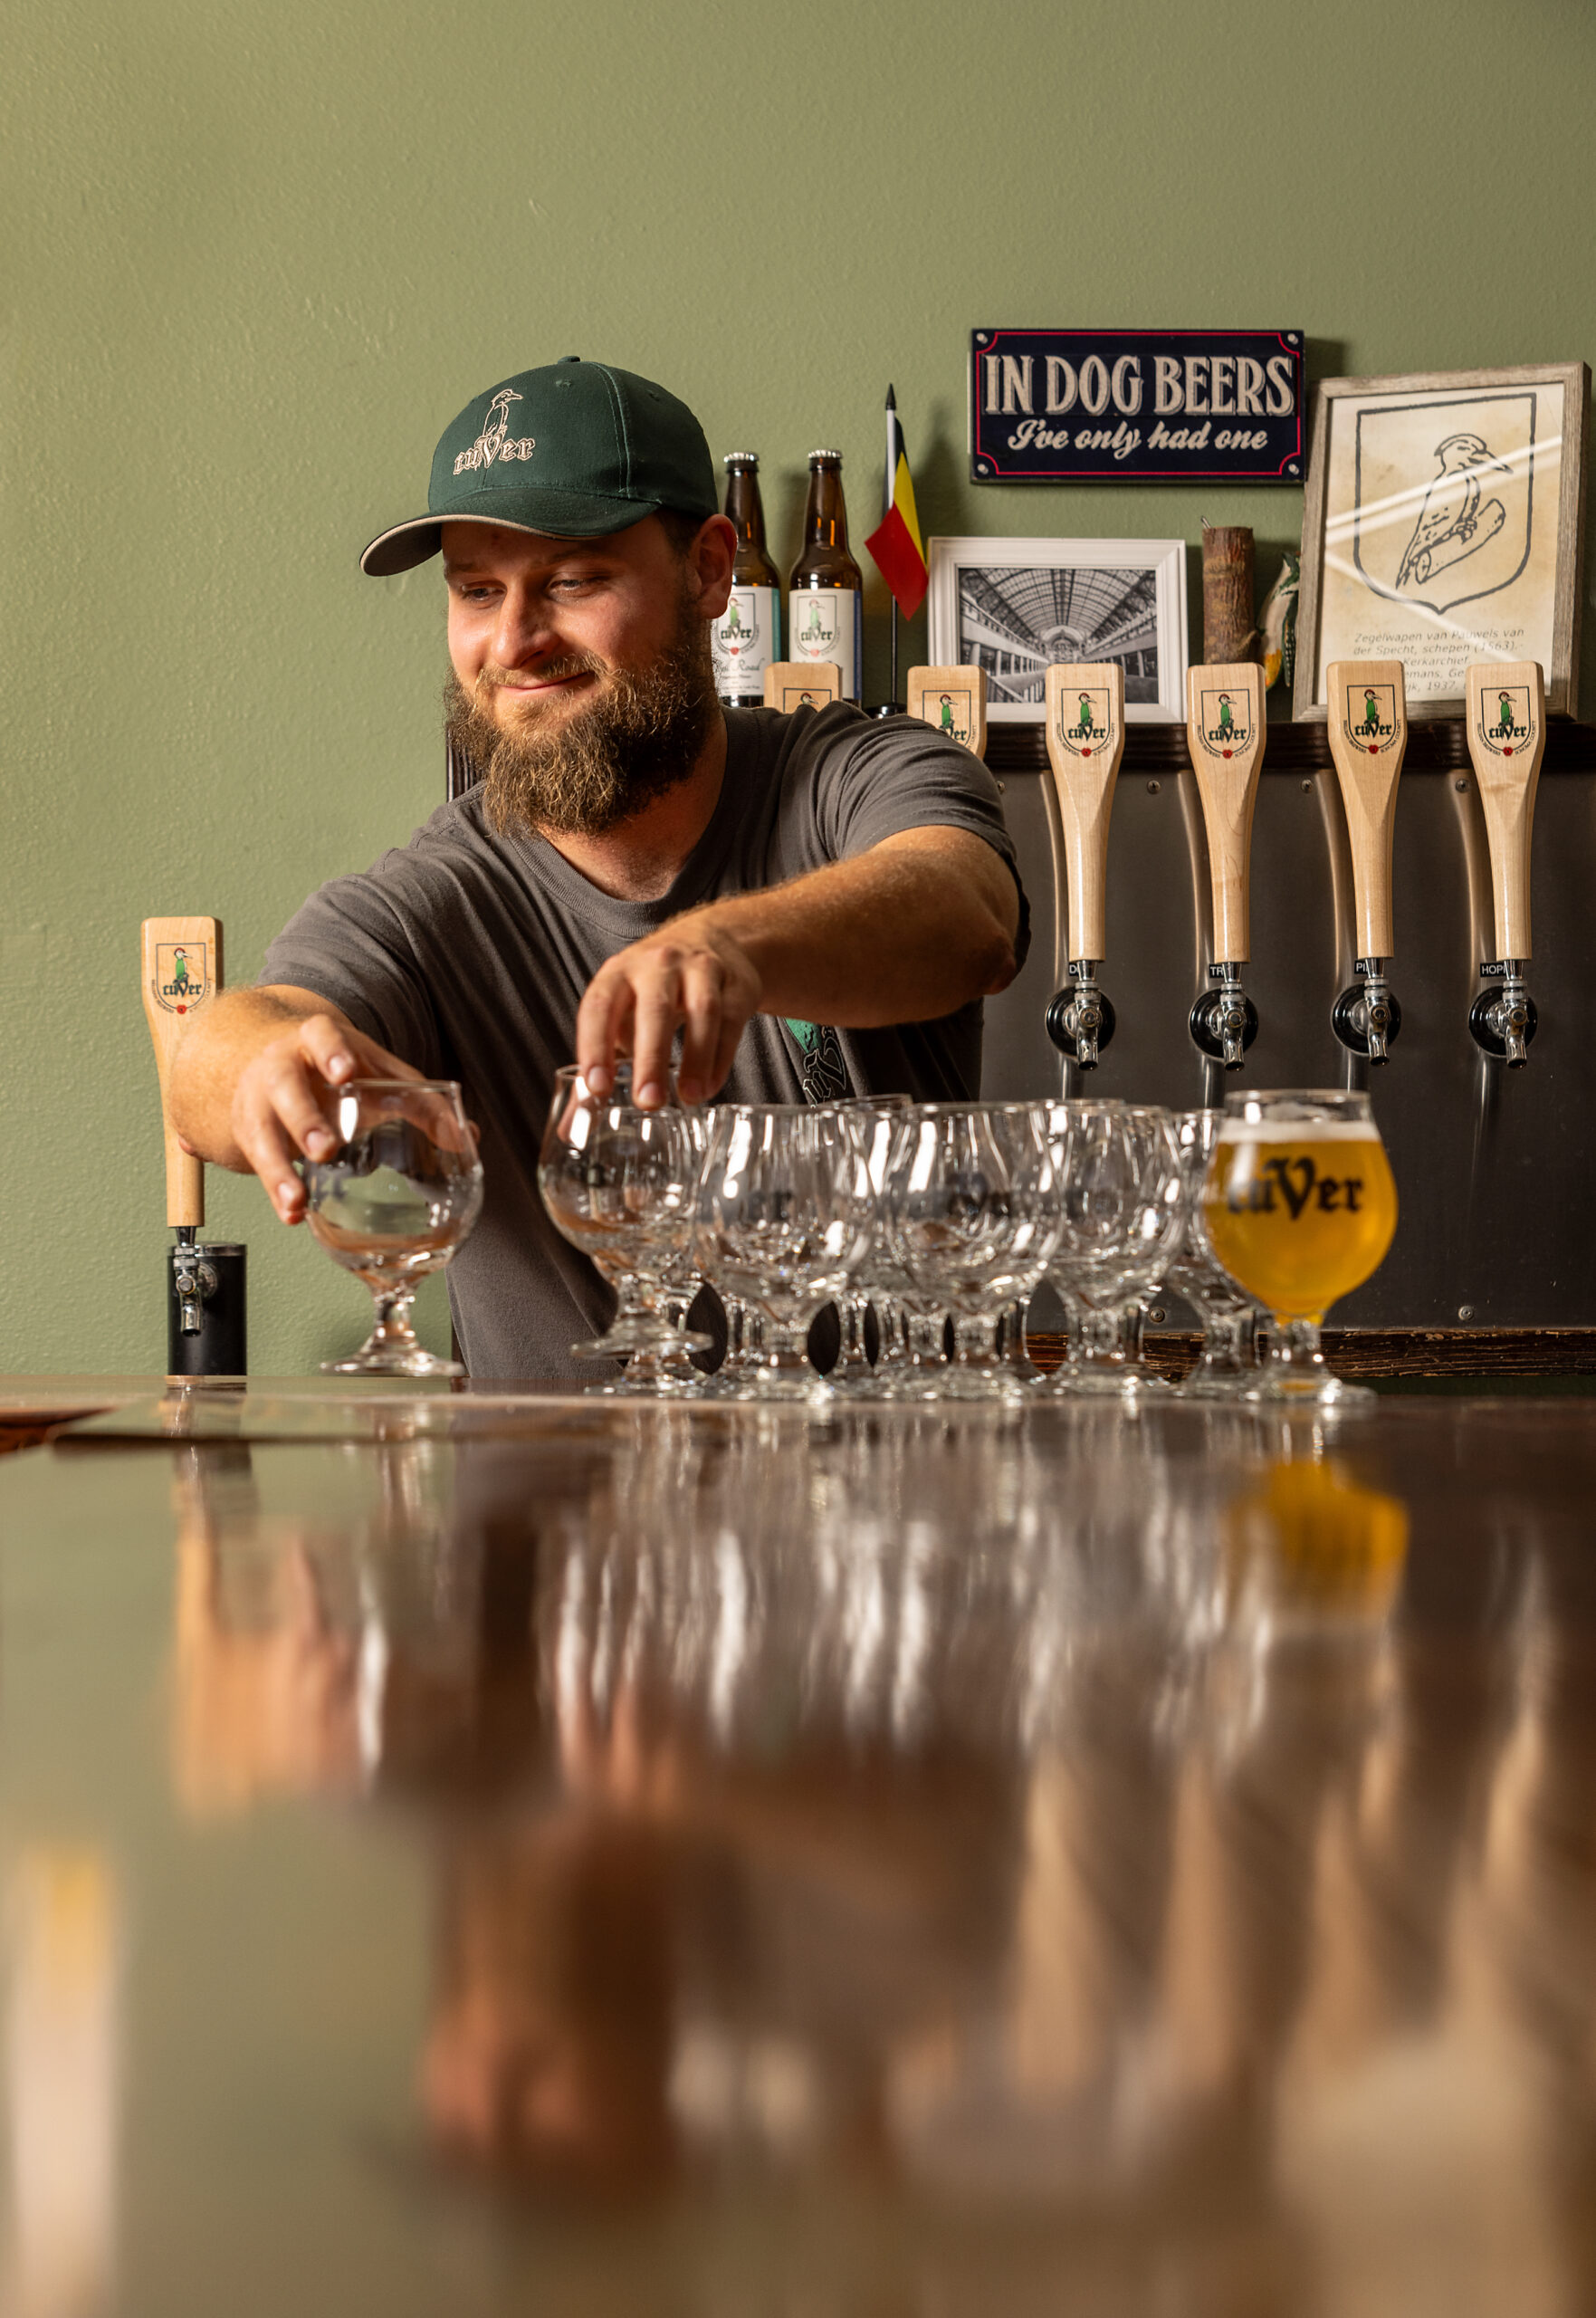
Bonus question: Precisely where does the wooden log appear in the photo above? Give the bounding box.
[1201,525,1258,666]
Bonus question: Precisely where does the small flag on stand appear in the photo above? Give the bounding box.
[865,387,929,620]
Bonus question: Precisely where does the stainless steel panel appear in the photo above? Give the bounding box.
[982,766,1596,1327]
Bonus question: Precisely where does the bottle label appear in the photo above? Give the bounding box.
[789,587,858,700]
[712,586,777,700]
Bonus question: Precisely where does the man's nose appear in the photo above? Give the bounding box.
[491,585,559,670]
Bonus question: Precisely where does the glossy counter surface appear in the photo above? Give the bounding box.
[0,1392,1592,2313]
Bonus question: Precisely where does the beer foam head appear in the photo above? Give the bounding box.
[1218,1093,1381,1143]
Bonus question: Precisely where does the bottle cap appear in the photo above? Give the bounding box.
[722,451,759,466]
[808,448,843,464]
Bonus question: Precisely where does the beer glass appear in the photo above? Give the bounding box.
[693,1106,874,1400]
[1167,1109,1267,1399]
[1043,1102,1184,1396]
[537,1064,711,1390]
[883,1103,1059,1401]
[1202,1090,1397,1407]
[302,1079,483,1376]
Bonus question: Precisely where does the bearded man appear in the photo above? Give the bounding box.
[171,359,1027,1378]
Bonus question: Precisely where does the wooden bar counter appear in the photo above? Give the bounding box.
[0,1381,1592,2312]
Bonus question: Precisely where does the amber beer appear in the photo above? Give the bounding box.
[1204,1099,1397,1321]
[712,452,780,706]
[789,449,863,702]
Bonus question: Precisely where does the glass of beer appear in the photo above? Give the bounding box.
[1202,1090,1397,1406]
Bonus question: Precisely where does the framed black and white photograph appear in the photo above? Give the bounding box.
[925,536,1188,723]
[1295,363,1590,720]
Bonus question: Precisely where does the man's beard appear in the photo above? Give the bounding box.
[445,599,719,841]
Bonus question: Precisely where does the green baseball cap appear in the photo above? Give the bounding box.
[359,357,719,576]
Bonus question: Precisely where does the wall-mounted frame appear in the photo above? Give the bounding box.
[1295,363,1589,721]
[925,536,1188,723]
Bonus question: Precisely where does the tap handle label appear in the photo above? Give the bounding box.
[1471,681,1536,761]
[905,666,989,759]
[1339,681,1402,755]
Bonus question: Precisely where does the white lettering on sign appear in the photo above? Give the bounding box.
[1266,355,1295,414]
[1236,357,1266,416]
[1045,357,1076,414]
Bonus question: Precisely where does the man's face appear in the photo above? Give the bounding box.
[440,514,733,838]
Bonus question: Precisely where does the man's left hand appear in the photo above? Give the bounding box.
[576,912,761,1107]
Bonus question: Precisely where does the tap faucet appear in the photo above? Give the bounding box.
[1463,660,1544,1068]
[1185,663,1266,1071]
[1042,663,1126,1075]
[1326,658,1408,1064]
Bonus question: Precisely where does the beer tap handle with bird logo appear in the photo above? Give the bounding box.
[1326,659,1408,1064]
[905,666,988,761]
[1041,663,1125,1078]
[1185,662,1267,1069]
[141,916,246,1375]
[762,661,842,713]
[1465,660,1545,1067]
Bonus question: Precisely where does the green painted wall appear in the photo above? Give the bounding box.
[5,0,1593,1375]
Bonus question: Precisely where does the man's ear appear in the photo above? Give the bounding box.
[689,514,738,619]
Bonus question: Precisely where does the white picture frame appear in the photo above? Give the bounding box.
[926,535,1188,723]
[1295,363,1590,720]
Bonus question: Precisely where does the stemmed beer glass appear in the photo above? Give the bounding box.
[1201,1090,1398,1407]
[693,1106,874,1400]
[302,1078,484,1376]
[537,1063,711,1391]
[1167,1109,1268,1398]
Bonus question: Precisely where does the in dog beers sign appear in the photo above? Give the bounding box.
[970,330,1305,483]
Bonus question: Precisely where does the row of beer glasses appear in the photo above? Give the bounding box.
[537,1068,1396,1409]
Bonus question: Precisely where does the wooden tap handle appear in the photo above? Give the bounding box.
[1184,663,1268,963]
[1325,659,1408,959]
[1044,664,1126,959]
[904,666,989,760]
[1465,662,1545,959]
[763,661,841,711]
[140,917,224,1230]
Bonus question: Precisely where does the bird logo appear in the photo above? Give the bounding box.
[1198,689,1249,759]
[1394,433,1513,594]
[1476,684,1532,760]
[453,387,537,475]
[1058,686,1109,758]
[1343,682,1397,754]
[154,942,209,1014]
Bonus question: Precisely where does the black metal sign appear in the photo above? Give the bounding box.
[970,330,1305,483]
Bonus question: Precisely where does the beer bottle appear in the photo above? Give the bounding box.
[789,449,864,704]
[712,453,781,707]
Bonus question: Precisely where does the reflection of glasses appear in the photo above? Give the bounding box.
[302,1079,483,1377]
[1202,1089,1397,1408]
[537,1063,711,1393]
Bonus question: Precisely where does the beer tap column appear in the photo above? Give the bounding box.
[1465,659,1545,1068]
[1041,663,1125,1074]
[1185,663,1266,1070]
[1326,659,1408,1064]
[141,916,247,1376]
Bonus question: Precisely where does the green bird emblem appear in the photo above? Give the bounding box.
[1497,693,1515,736]
[1362,691,1381,736]
[1076,694,1094,737]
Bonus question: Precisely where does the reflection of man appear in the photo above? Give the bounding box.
[170,359,1025,1377]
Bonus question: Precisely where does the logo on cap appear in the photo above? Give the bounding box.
[453,387,537,476]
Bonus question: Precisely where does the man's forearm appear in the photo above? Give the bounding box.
[693,828,1018,1028]
[169,986,353,1171]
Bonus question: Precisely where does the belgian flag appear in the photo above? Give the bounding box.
[865,386,929,620]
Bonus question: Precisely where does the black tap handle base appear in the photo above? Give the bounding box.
[1468,987,1538,1068]
[1188,989,1259,1068]
[167,1240,248,1377]
[1046,986,1117,1064]
[1332,984,1403,1061]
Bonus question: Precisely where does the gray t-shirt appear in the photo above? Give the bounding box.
[264,702,1029,1378]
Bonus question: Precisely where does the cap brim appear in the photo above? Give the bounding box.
[360,489,672,577]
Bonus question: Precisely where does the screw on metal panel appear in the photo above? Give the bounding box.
[1300,780,1312,792]
[1149,1309,1166,1324]
[1458,1304,1475,1320]
[1146,780,1161,794]
[1456,778,1470,791]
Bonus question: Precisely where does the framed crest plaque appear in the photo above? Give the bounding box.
[1295,364,1590,720]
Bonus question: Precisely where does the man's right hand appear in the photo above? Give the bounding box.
[169,989,427,1227]
[228,1011,425,1224]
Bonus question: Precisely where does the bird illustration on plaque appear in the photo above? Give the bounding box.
[1295,363,1590,720]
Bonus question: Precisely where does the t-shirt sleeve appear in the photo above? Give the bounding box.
[262,856,445,1078]
[791,704,1031,967]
